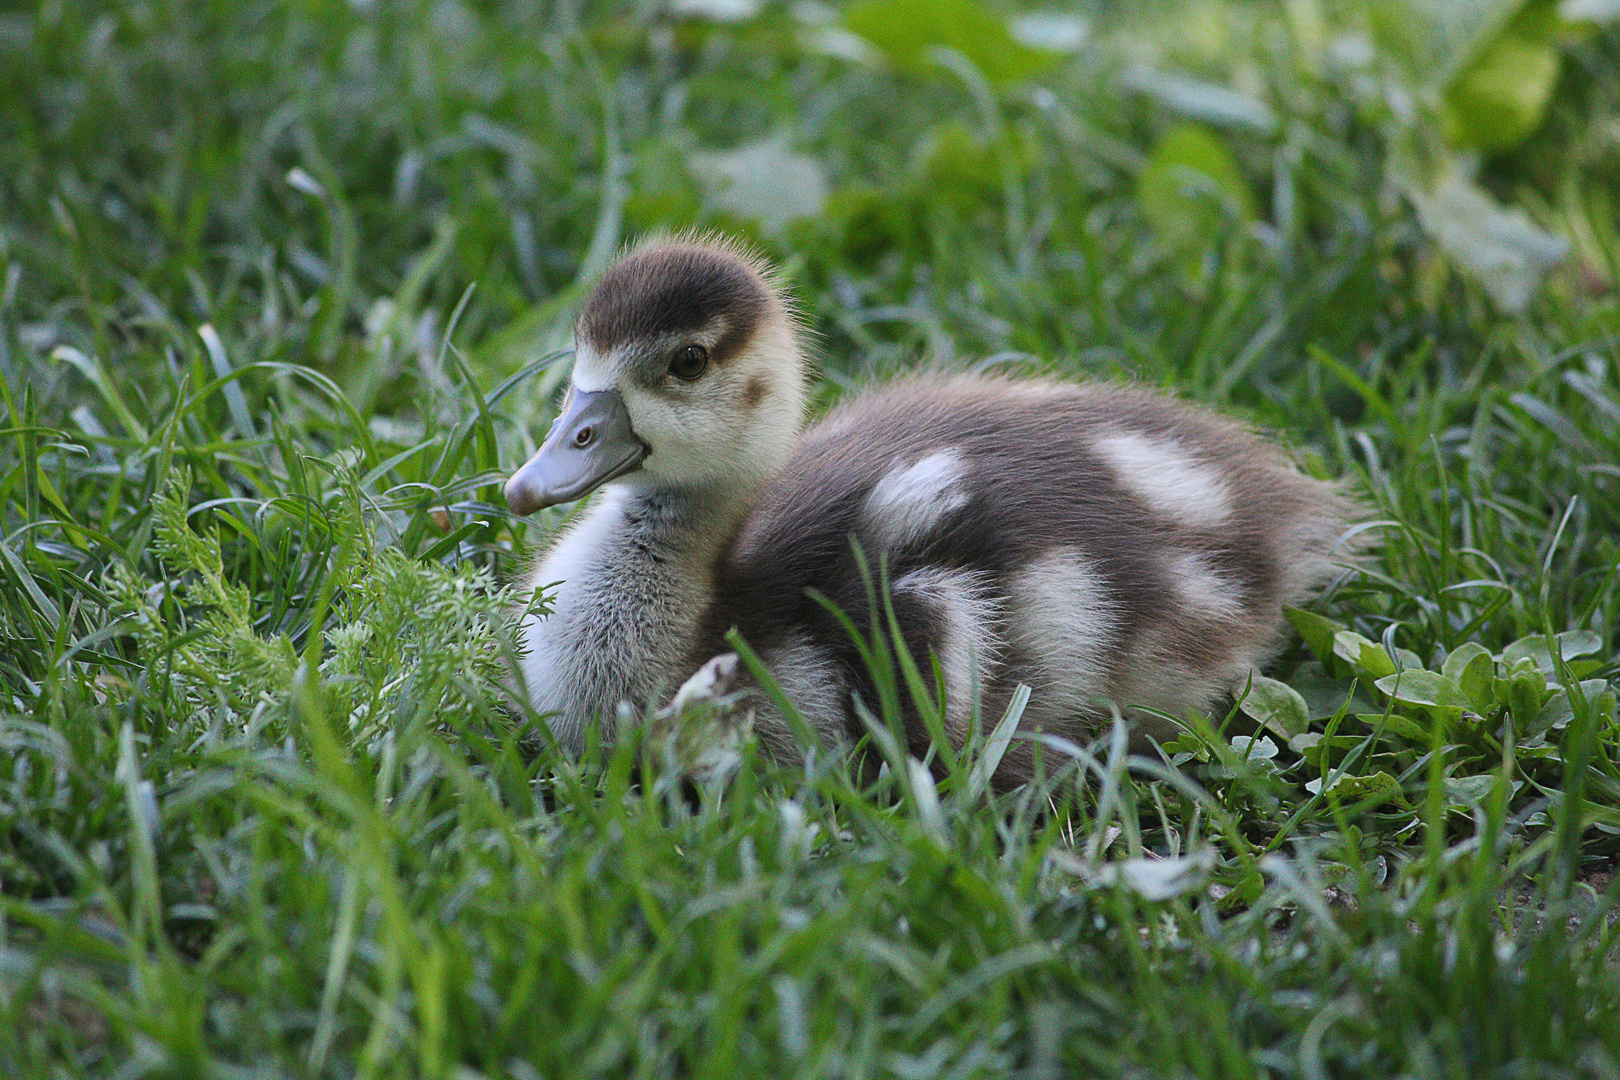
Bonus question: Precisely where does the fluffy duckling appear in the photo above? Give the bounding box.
[505,235,1357,784]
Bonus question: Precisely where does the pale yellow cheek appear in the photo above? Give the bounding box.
[623,385,730,456]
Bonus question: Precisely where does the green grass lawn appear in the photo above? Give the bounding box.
[3,1,1619,1075]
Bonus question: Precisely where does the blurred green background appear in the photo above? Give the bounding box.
[3,1,1620,1075]
[7,0,1616,412]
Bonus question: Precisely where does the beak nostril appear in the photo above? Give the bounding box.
[574,425,594,448]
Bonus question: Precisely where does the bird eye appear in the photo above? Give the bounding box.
[668,344,709,381]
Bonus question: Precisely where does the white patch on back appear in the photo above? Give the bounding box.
[862,450,970,550]
[892,566,1001,730]
[762,631,848,743]
[1095,431,1231,528]
[1110,627,1230,740]
[1006,549,1115,725]
[1165,551,1247,620]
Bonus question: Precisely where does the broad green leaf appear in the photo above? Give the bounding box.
[689,137,829,231]
[1230,734,1280,760]
[1375,669,1470,711]
[1289,663,1369,721]
[1440,642,1496,709]
[1217,735,1282,776]
[1528,679,1619,738]
[1501,629,1603,673]
[1333,631,1398,679]
[1442,37,1559,151]
[1440,641,1492,682]
[1378,0,1517,74]
[1238,676,1311,739]
[1289,731,1365,768]
[1444,773,1511,811]
[1541,788,1620,830]
[1285,607,1343,668]
[1082,849,1217,901]
[1506,670,1554,732]
[1387,0,1582,82]
[1305,769,1410,809]
[1405,172,1567,313]
[843,0,1062,84]
[1357,712,1432,743]
[1136,125,1257,257]
[1442,0,1571,152]
[1445,775,1496,808]
[1163,730,1211,763]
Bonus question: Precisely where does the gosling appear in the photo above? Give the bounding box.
[504,235,1358,783]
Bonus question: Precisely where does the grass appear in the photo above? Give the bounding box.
[2,0,1619,1075]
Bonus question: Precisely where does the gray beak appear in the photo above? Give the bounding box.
[504,388,649,514]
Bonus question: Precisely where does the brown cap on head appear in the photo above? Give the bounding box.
[576,239,775,361]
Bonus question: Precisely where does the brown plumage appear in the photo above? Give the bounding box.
[504,235,1359,785]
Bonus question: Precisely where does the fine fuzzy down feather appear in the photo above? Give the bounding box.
[505,235,1361,786]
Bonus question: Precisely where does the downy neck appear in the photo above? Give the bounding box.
[607,476,758,563]
[516,474,764,750]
